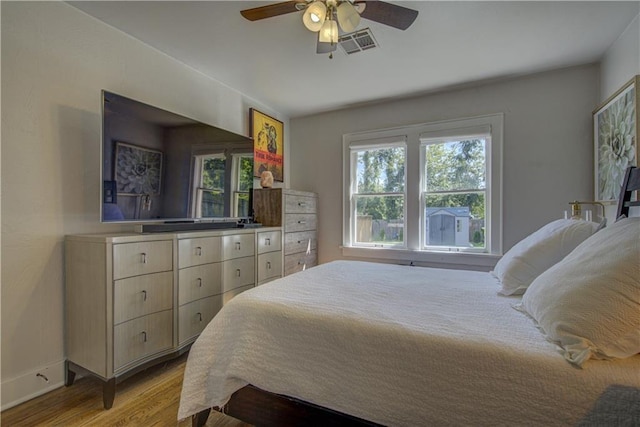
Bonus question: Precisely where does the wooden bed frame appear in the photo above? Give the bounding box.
[192,166,640,427]
[193,385,381,426]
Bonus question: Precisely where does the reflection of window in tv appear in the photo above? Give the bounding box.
[193,152,253,218]
[232,154,254,218]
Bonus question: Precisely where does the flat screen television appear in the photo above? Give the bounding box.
[101,90,254,224]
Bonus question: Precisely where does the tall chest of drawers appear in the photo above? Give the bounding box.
[253,188,318,275]
[64,227,278,410]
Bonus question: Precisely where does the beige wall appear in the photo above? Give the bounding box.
[0,2,287,408]
[290,65,600,265]
[600,14,640,102]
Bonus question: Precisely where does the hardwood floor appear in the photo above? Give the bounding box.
[1,354,250,426]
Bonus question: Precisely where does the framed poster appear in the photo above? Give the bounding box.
[593,75,639,202]
[114,142,163,195]
[251,108,284,182]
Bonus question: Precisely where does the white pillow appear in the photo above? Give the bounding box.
[492,219,599,295]
[518,216,640,367]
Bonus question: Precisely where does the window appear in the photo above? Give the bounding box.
[343,114,503,267]
[422,135,487,251]
[350,143,406,247]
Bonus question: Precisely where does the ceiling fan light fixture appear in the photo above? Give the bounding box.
[302,1,327,32]
[337,1,360,32]
[319,18,339,44]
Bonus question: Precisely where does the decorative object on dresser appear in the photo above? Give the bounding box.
[253,188,318,275]
[64,227,281,409]
[260,170,274,188]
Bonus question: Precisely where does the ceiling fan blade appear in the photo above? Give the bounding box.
[357,1,418,30]
[240,1,302,21]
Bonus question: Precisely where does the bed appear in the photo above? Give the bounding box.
[178,166,640,426]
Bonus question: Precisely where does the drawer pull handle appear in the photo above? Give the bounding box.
[267,261,271,270]
[297,240,301,244]
[298,202,306,207]
[236,269,241,277]
[297,220,306,225]
[298,260,303,265]
[141,290,147,301]
[265,238,270,245]
[196,312,202,322]
[197,278,202,287]
[141,253,147,264]
[196,246,202,256]
[141,331,147,342]
[235,242,241,250]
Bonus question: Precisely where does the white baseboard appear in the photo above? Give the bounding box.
[1,360,66,411]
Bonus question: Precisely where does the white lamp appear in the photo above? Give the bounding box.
[319,18,339,44]
[337,1,360,32]
[303,1,327,32]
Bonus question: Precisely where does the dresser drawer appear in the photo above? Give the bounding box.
[178,296,221,345]
[284,214,317,233]
[113,240,172,280]
[284,194,317,214]
[258,251,283,282]
[222,234,255,260]
[284,250,318,276]
[113,271,173,325]
[178,236,221,268]
[222,257,255,291]
[257,230,282,254]
[284,230,317,256]
[178,263,222,305]
[114,310,173,371]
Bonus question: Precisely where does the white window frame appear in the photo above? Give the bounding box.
[342,114,503,269]
[349,140,407,248]
[420,132,490,253]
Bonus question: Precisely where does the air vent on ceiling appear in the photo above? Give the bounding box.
[338,28,378,55]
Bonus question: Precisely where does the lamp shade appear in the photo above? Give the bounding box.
[319,18,339,44]
[337,1,360,32]
[303,1,327,32]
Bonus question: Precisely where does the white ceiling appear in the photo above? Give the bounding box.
[68,1,639,118]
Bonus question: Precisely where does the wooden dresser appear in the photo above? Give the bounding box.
[253,189,318,275]
[64,227,280,409]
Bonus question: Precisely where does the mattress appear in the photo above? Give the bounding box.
[178,260,640,426]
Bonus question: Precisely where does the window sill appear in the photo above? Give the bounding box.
[341,246,500,271]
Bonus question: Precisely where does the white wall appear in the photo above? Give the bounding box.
[600,14,640,102]
[290,65,600,265]
[0,2,287,409]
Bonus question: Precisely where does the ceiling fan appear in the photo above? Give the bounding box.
[240,1,419,57]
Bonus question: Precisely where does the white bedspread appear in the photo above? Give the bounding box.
[178,260,640,426]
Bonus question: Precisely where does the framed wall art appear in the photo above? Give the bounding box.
[593,75,639,202]
[114,142,163,195]
[251,108,284,182]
